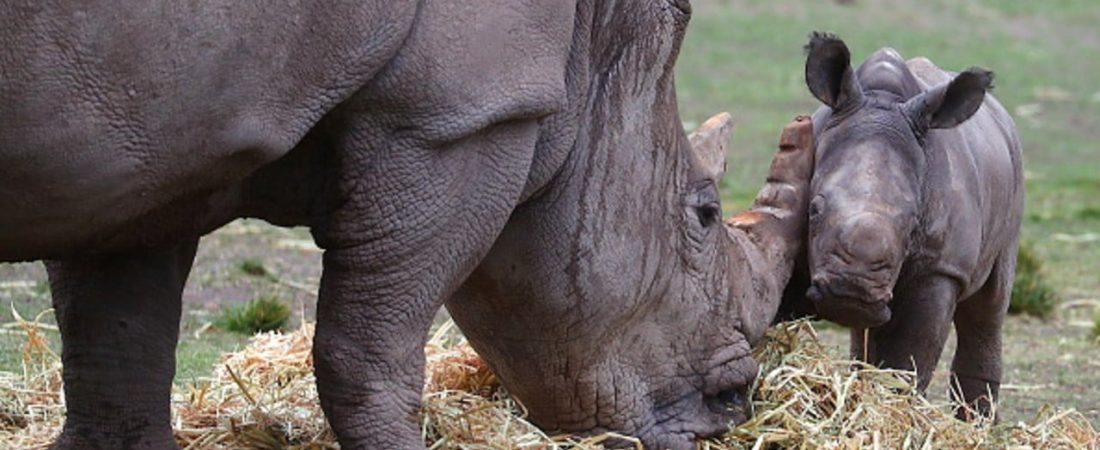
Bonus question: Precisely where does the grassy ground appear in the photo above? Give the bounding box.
[1,0,1097,433]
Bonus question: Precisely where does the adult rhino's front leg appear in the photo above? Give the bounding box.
[46,239,198,450]
[309,116,541,448]
[725,116,816,340]
[299,3,567,446]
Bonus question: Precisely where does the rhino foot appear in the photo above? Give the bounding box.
[50,429,179,450]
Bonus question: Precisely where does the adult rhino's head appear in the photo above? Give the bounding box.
[445,2,799,448]
[800,33,992,328]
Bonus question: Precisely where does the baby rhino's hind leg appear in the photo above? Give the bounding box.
[951,248,1015,420]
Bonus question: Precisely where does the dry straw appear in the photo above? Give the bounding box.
[1,311,1097,449]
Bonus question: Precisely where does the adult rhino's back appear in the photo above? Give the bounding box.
[0,1,415,260]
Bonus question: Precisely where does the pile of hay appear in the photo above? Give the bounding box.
[708,322,1099,449]
[2,313,1097,449]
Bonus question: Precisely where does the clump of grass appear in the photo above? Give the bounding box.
[1077,205,1100,220]
[1092,314,1100,343]
[238,259,271,279]
[216,296,291,335]
[1009,241,1059,319]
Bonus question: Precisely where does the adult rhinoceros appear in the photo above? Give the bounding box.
[0,2,812,448]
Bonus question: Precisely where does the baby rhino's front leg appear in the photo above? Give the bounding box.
[853,276,958,392]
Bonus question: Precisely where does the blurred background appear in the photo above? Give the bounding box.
[1,0,1097,430]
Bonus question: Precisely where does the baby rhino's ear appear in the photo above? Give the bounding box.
[688,112,734,182]
[804,32,863,111]
[904,67,993,131]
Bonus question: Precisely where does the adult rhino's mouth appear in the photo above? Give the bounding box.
[637,386,752,450]
[703,385,750,422]
[625,351,757,449]
[695,350,757,435]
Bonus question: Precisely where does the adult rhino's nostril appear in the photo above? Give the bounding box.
[705,386,750,416]
[717,388,745,410]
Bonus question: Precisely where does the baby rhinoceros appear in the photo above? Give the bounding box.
[799,33,1023,418]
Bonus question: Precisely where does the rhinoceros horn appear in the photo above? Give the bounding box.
[727,116,816,343]
[688,112,734,182]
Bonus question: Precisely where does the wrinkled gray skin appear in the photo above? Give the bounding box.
[0,2,814,449]
[797,34,1023,418]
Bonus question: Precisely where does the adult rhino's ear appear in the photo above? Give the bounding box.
[904,67,993,131]
[804,32,863,110]
[688,112,734,182]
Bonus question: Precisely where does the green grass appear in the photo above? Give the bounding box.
[1077,206,1100,220]
[1093,314,1100,343]
[215,295,292,335]
[238,258,271,279]
[1009,241,1058,318]
[175,331,249,382]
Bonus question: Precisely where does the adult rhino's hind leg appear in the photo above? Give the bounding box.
[950,246,1015,420]
[310,118,540,449]
[46,239,198,450]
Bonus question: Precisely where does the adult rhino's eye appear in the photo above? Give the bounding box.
[686,181,722,228]
[698,202,721,227]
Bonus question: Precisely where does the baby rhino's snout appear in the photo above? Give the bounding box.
[808,213,901,328]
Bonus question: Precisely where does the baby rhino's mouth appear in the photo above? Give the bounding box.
[807,279,892,328]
